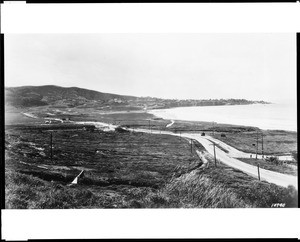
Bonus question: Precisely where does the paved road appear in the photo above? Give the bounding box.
[204,135,293,161]
[130,128,297,189]
[71,121,297,189]
[186,133,297,189]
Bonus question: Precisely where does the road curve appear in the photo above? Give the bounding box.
[185,133,297,189]
[130,128,297,189]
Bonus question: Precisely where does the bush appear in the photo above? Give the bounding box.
[160,171,252,208]
[5,170,99,209]
[266,156,281,165]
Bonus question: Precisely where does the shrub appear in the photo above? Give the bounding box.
[266,156,281,165]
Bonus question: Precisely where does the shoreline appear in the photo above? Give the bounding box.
[147,104,297,133]
[5,107,297,134]
[5,106,297,157]
[146,112,297,134]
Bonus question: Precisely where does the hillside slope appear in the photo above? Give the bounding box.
[5,85,270,109]
[5,85,137,108]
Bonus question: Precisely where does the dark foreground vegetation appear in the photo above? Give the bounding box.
[5,123,298,208]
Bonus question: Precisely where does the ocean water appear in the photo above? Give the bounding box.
[149,103,297,132]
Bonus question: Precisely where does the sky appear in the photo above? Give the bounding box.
[4,33,297,103]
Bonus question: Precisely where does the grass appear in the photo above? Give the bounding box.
[5,123,298,208]
[5,106,298,209]
[200,165,298,208]
[5,169,103,209]
[214,143,229,153]
[6,105,259,132]
[211,131,297,156]
[158,169,252,208]
[4,168,253,209]
[5,123,201,208]
[238,158,297,176]
[5,124,202,187]
[76,108,297,157]
[6,164,298,209]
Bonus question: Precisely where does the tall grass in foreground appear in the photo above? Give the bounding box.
[161,170,252,208]
[128,170,252,208]
[5,167,298,208]
[203,167,298,208]
[123,167,298,208]
[5,170,99,209]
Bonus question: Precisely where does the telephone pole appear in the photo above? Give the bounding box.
[261,133,264,158]
[255,131,258,160]
[209,142,218,167]
[257,163,261,180]
[50,131,53,162]
[213,143,217,167]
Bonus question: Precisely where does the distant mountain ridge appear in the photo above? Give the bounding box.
[5,85,270,110]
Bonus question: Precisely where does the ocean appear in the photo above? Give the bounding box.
[149,103,297,132]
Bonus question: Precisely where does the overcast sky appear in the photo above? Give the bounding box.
[5,33,296,103]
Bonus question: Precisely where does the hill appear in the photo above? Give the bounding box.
[5,85,137,109]
[5,85,270,110]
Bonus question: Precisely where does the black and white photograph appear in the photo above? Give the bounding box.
[4,33,297,209]
[1,2,300,240]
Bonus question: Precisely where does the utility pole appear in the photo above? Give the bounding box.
[255,131,258,160]
[213,143,217,167]
[261,133,264,158]
[50,131,53,162]
[257,164,260,181]
[209,142,218,167]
